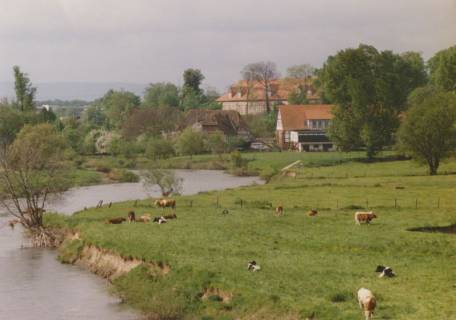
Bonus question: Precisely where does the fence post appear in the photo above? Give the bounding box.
[190,200,193,208]
[394,198,397,209]
[240,199,243,209]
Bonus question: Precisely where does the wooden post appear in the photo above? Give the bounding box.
[190,200,193,208]
[394,198,397,209]
[240,199,243,208]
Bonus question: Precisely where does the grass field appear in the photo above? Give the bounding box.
[48,153,456,320]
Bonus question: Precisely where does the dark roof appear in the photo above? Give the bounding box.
[180,109,250,136]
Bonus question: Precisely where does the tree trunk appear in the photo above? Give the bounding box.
[428,157,439,176]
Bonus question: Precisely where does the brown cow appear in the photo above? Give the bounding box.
[358,288,376,320]
[355,211,377,225]
[136,214,151,223]
[154,199,176,209]
[307,209,318,216]
[107,217,126,224]
[163,213,177,220]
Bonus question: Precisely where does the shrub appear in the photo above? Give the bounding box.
[145,138,175,160]
[108,169,139,182]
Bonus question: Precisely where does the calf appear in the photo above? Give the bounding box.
[355,211,377,225]
[247,260,261,272]
[357,288,376,320]
[127,211,136,223]
[275,206,284,216]
[107,217,126,224]
[375,265,396,278]
[137,214,151,223]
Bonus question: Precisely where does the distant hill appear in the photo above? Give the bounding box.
[0,82,147,101]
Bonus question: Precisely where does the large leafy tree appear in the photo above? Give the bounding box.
[143,82,179,108]
[0,124,70,244]
[13,66,36,112]
[321,44,427,158]
[428,45,456,92]
[180,69,205,110]
[397,88,456,175]
[241,61,280,113]
[97,90,140,129]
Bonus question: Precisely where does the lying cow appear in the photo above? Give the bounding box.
[358,288,376,320]
[153,216,167,224]
[355,211,377,225]
[155,199,176,209]
[107,217,126,224]
[163,213,177,220]
[375,265,396,278]
[275,206,284,216]
[307,209,318,216]
[136,214,151,223]
[247,260,261,272]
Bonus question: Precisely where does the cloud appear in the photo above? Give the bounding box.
[0,0,454,92]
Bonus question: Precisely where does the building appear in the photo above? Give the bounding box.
[179,109,252,141]
[276,104,335,151]
[217,78,321,115]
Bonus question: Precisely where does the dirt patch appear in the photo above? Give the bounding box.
[408,224,456,235]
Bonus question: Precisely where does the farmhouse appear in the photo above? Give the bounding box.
[179,109,252,140]
[276,104,335,151]
[217,78,320,115]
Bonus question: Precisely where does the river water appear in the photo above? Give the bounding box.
[0,170,262,320]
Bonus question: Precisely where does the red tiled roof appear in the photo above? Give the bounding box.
[217,78,319,103]
[278,104,334,131]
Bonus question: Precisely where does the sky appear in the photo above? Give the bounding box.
[0,0,455,93]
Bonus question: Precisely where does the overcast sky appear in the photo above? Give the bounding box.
[0,0,455,92]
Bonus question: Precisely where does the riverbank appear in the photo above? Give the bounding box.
[46,157,456,319]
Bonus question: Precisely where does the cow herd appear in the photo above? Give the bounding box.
[105,198,389,319]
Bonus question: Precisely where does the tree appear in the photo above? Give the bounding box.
[0,124,69,245]
[96,90,140,129]
[205,131,226,158]
[13,66,36,112]
[241,62,280,113]
[175,128,205,158]
[286,64,315,79]
[287,86,309,104]
[0,106,25,146]
[321,45,427,158]
[397,88,456,175]
[83,105,108,128]
[122,107,181,139]
[143,82,179,108]
[183,69,205,94]
[142,168,183,197]
[428,45,456,92]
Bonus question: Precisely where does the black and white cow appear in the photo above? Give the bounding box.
[153,216,167,224]
[375,265,396,278]
[247,260,261,272]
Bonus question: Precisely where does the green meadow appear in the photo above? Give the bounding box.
[48,153,456,320]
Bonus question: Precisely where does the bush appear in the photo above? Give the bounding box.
[175,128,205,157]
[260,166,278,181]
[110,138,140,158]
[145,138,175,160]
[108,169,140,182]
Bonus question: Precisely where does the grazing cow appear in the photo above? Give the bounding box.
[357,288,376,320]
[275,206,284,216]
[154,199,176,209]
[355,211,377,225]
[307,209,318,216]
[375,265,396,278]
[153,216,167,224]
[127,211,136,223]
[247,260,261,272]
[163,213,177,220]
[107,217,126,224]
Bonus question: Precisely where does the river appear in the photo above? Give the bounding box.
[0,170,262,320]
